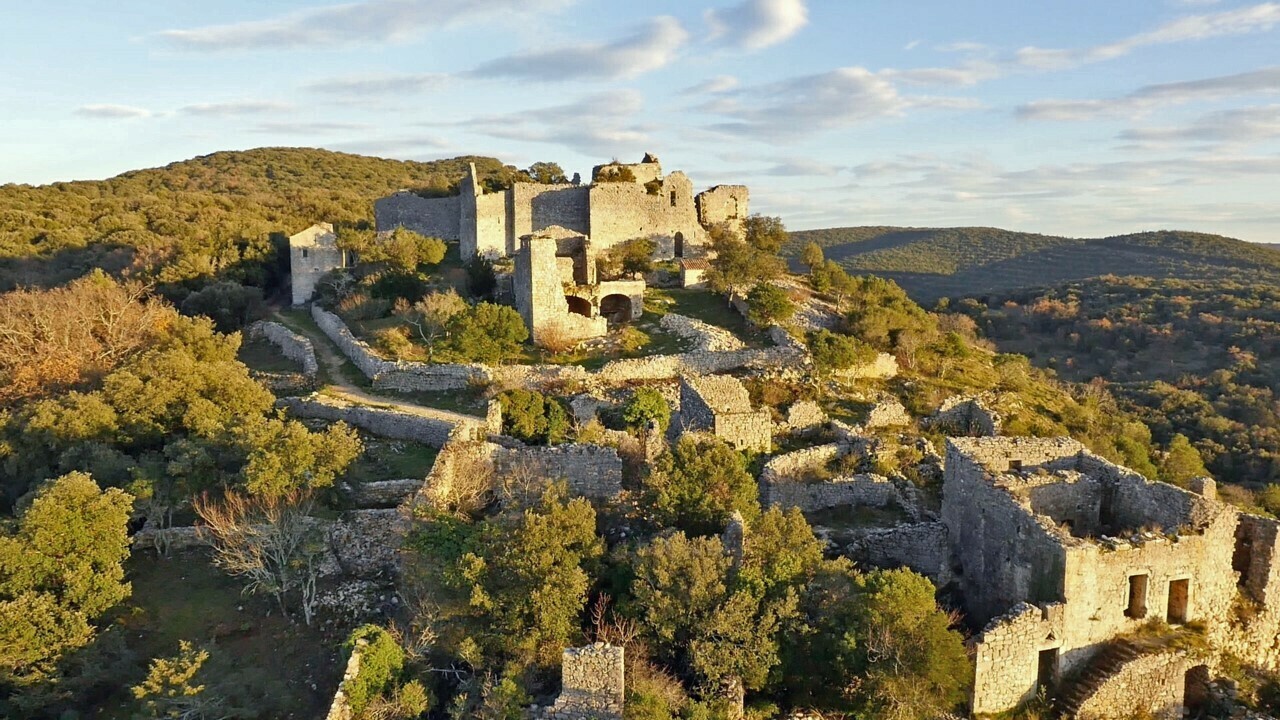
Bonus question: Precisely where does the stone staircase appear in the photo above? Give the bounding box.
[1055,638,1147,717]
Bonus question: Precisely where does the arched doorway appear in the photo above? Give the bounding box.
[565,295,592,317]
[600,294,633,324]
[674,232,685,258]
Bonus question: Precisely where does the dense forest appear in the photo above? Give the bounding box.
[957,276,1280,495]
[783,226,1280,301]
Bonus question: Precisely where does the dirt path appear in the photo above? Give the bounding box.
[272,310,485,426]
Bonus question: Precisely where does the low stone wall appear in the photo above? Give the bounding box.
[329,509,409,579]
[277,394,482,448]
[763,473,901,512]
[411,429,497,511]
[847,522,952,585]
[249,320,319,377]
[768,325,807,353]
[346,478,422,508]
[761,444,843,483]
[325,638,367,720]
[1073,650,1190,720]
[865,397,911,428]
[926,395,1002,436]
[660,312,744,352]
[495,444,623,500]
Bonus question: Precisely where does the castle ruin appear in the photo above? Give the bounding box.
[374,153,749,261]
[289,222,350,306]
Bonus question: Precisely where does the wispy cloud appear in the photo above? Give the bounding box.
[75,104,152,119]
[764,158,844,176]
[304,73,449,96]
[1018,66,1280,120]
[1120,105,1280,144]
[681,75,739,96]
[468,16,688,81]
[179,101,293,116]
[253,121,371,135]
[705,0,808,50]
[1016,2,1280,70]
[447,90,651,156]
[157,0,574,51]
[701,67,975,141]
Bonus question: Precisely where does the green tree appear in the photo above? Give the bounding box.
[398,289,468,355]
[131,641,224,720]
[745,283,796,327]
[497,389,570,445]
[237,417,362,497]
[644,435,759,535]
[743,214,789,254]
[808,329,876,374]
[526,161,568,184]
[383,228,447,271]
[441,303,529,364]
[467,256,498,298]
[179,281,266,332]
[599,238,656,279]
[705,223,785,299]
[1159,434,1210,488]
[799,241,824,270]
[622,388,671,434]
[843,276,935,352]
[0,472,134,685]
[342,625,406,716]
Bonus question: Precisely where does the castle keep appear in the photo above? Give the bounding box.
[374,153,748,261]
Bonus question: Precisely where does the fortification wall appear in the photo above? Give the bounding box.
[1073,651,1189,720]
[971,603,1066,715]
[763,473,900,512]
[696,185,748,238]
[849,522,952,584]
[277,394,480,448]
[512,184,590,241]
[374,193,460,239]
[474,191,508,258]
[495,444,623,501]
[248,321,319,377]
[586,176,704,257]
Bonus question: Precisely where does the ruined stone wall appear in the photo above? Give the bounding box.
[865,397,911,428]
[943,440,1073,624]
[695,185,749,238]
[474,191,508,258]
[925,395,1002,436]
[374,192,460,239]
[1073,651,1189,720]
[679,374,771,452]
[587,174,705,258]
[761,444,843,483]
[495,444,623,501]
[539,644,625,720]
[290,223,345,306]
[849,522,953,585]
[948,436,1086,476]
[762,473,901,512]
[971,603,1066,715]
[513,235,607,345]
[410,431,497,511]
[248,321,318,377]
[277,394,481,448]
[512,184,590,242]
[713,412,773,453]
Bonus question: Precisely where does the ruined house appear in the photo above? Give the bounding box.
[678,374,772,453]
[374,154,749,261]
[512,227,645,346]
[941,437,1280,718]
[289,222,350,306]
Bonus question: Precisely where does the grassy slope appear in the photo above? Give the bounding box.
[784,226,1280,302]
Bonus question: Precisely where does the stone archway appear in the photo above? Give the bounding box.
[565,295,592,317]
[600,294,633,324]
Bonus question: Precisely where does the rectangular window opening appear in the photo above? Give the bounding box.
[1126,574,1148,619]
[1167,579,1190,624]
[670,191,677,207]
[302,248,309,259]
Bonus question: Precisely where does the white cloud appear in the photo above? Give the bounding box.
[705,0,808,50]
[1018,66,1280,120]
[469,16,687,81]
[1016,2,1280,70]
[304,73,449,96]
[449,90,651,156]
[764,158,843,176]
[681,75,739,96]
[75,104,152,119]
[1121,105,1280,144]
[157,0,574,51]
[179,101,293,116]
[702,67,975,141]
[253,121,371,134]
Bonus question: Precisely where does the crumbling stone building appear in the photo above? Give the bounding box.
[512,226,645,346]
[678,374,772,453]
[375,153,749,261]
[942,437,1280,718]
[289,222,350,306]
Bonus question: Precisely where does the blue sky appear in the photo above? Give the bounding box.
[3,0,1279,242]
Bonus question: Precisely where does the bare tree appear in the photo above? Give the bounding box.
[193,489,326,625]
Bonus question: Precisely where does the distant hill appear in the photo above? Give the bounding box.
[0,147,527,291]
[783,226,1280,303]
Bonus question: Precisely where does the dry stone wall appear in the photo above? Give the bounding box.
[248,320,319,377]
[325,638,367,720]
[971,602,1066,715]
[679,374,772,452]
[926,395,1002,436]
[495,444,623,501]
[373,192,461,239]
[762,473,902,512]
[848,522,953,585]
[1073,651,1190,720]
[538,644,625,720]
[277,394,481,448]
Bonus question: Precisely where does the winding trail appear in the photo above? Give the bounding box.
[271,309,485,427]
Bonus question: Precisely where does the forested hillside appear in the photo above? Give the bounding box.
[0,147,529,293]
[784,226,1280,301]
[959,276,1280,491]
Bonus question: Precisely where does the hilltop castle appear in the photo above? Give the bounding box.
[373,153,749,261]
